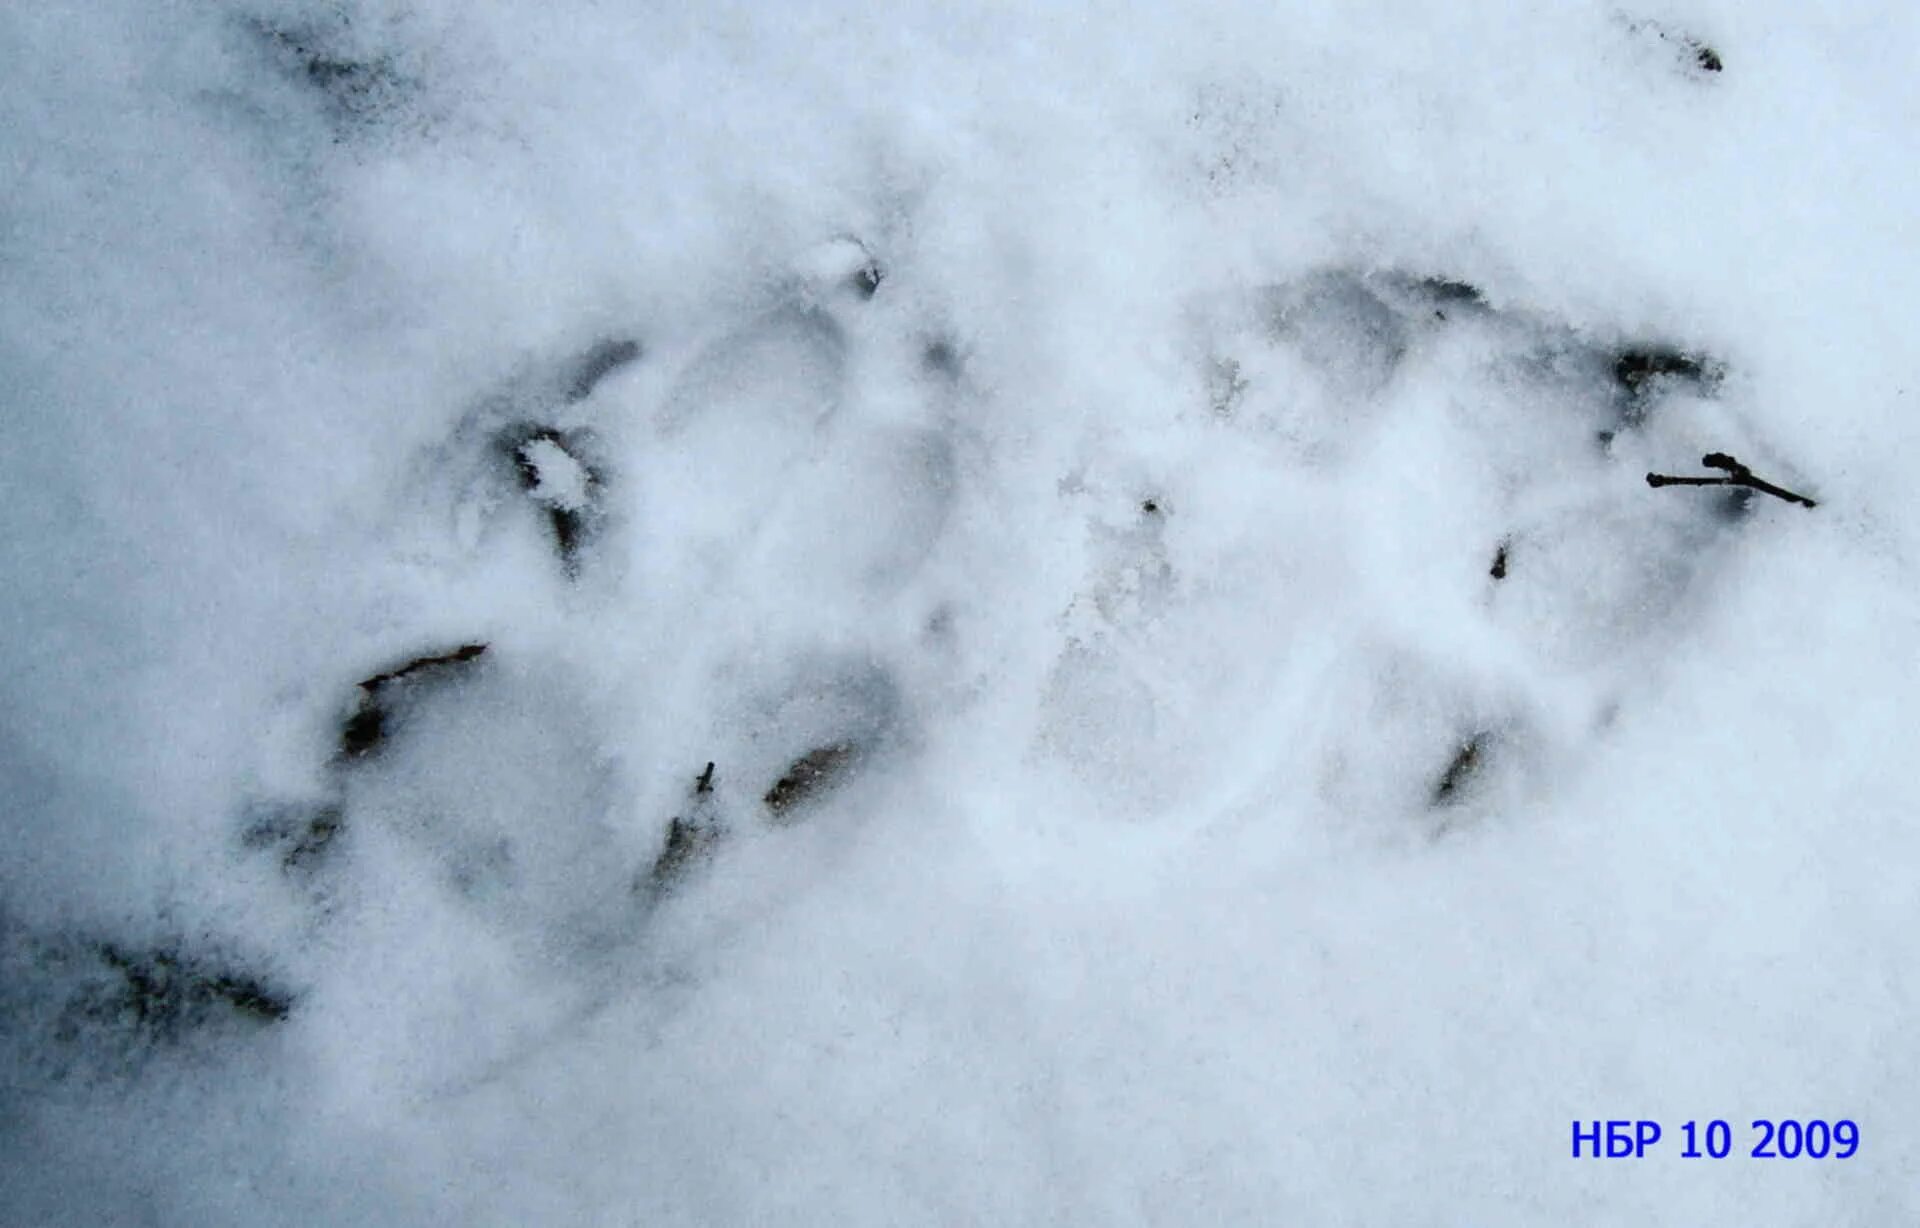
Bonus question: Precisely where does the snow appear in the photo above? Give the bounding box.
[3,0,1919,1223]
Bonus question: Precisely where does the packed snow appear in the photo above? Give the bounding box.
[4,1,1919,1222]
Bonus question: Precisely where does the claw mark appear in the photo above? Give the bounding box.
[94,943,292,1032]
[1419,276,1486,320]
[566,338,642,403]
[242,802,344,873]
[1614,348,1712,396]
[250,18,412,134]
[764,743,859,819]
[649,816,722,890]
[356,643,488,693]
[1421,277,1485,305]
[499,424,600,575]
[1206,355,1248,417]
[647,763,723,893]
[1431,733,1488,807]
[340,643,489,760]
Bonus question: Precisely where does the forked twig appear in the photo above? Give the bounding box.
[1646,453,1816,509]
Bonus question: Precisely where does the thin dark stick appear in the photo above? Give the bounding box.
[1646,474,1728,489]
[1736,474,1817,509]
[1647,453,1817,509]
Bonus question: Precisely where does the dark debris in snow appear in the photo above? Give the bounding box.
[764,743,860,819]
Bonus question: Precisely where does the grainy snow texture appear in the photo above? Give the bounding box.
[4,1,1919,1223]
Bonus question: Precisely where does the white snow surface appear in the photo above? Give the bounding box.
[4,1,1919,1223]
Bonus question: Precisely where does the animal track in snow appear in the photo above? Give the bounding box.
[1033,264,1812,834]
[228,235,961,1067]
[244,9,426,142]
[0,916,292,1076]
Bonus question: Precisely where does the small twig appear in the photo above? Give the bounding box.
[1646,474,1731,489]
[1646,453,1817,509]
[1739,476,1816,508]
